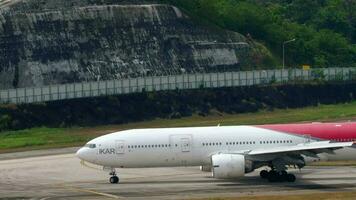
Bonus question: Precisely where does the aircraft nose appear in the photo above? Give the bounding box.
[76,147,87,160]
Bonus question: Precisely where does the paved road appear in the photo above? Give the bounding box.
[1,151,356,199]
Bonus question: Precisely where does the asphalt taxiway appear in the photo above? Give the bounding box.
[1,150,356,199]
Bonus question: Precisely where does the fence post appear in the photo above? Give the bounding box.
[121,79,124,94]
[129,78,132,93]
[89,82,92,96]
[244,71,247,85]
[24,87,27,103]
[81,82,84,98]
[41,87,44,102]
[224,72,227,87]
[136,77,139,92]
[231,72,234,86]
[7,89,10,103]
[49,85,52,101]
[33,87,35,103]
[174,74,177,89]
[160,76,162,91]
[57,85,60,100]
[238,71,241,86]
[96,80,99,96]
[105,80,108,95]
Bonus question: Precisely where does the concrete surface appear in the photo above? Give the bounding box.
[0,147,80,161]
[1,151,356,199]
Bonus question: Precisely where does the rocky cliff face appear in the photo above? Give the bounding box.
[0,0,252,89]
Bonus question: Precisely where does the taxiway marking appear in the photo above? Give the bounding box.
[61,184,124,199]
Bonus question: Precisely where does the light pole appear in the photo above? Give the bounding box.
[283,38,296,69]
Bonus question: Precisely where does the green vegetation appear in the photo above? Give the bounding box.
[163,0,356,68]
[0,127,93,152]
[2,101,356,152]
[1,83,356,131]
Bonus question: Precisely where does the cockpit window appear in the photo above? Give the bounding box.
[85,144,96,149]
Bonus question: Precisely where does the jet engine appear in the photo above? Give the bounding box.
[211,154,246,179]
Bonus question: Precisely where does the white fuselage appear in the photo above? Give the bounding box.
[76,126,356,169]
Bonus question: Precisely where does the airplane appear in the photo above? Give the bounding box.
[76,122,356,184]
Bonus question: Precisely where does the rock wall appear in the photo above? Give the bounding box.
[0,0,252,89]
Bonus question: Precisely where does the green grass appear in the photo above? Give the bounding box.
[1,101,356,152]
[0,127,93,151]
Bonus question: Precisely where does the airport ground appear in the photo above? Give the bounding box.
[1,148,356,200]
[1,102,356,199]
[2,101,356,153]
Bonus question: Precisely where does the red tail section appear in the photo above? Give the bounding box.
[256,122,356,142]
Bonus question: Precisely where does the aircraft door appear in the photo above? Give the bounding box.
[170,135,193,166]
[181,138,191,152]
[115,140,125,154]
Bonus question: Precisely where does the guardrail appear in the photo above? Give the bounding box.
[0,67,355,104]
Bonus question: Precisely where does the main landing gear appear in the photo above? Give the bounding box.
[260,170,296,183]
[109,169,119,184]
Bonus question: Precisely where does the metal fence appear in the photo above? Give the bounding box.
[1,67,355,104]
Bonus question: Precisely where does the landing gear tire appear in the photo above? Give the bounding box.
[110,176,119,184]
[109,168,119,184]
[286,174,296,182]
[267,171,279,182]
[266,171,296,183]
[260,170,269,179]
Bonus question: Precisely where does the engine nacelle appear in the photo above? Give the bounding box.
[211,154,245,179]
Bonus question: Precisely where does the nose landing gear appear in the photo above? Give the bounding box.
[260,170,296,182]
[109,169,119,184]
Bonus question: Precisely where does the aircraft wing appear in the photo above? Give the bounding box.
[247,141,355,156]
[233,141,355,170]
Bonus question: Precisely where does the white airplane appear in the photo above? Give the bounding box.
[76,122,356,184]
